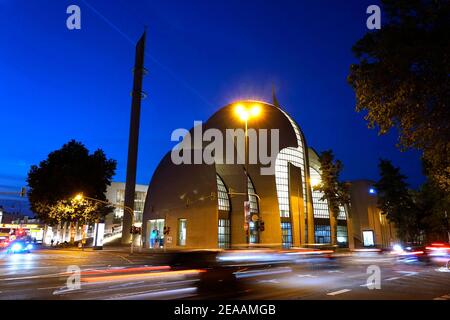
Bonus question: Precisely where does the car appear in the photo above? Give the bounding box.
[6,240,34,254]
[0,238,10,249]
[394,243,450,264]
[424,242,450,264]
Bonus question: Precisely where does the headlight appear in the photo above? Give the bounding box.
[12,243,22,251]
[393,244,403,252]
[26,244,33,250]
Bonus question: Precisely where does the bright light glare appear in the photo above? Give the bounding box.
[235,103,262,121]
[12,243,22,251]
[310,177,321,187]
[235,104,249,121]
[250,104,261,117]
[74,194,83,201]
[393,244,403,252]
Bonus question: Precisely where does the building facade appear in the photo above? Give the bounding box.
[104,182,148,243]
[142,100,353,249]
[349,180,397,248]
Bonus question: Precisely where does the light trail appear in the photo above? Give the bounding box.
[82,269,205,283]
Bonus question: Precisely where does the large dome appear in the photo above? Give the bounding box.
[141,99,332,249]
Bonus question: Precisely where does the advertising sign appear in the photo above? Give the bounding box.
[93,223,105,249]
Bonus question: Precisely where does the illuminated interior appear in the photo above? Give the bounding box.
[216,174,231,248]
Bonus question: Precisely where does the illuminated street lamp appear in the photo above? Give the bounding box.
[234,103,262,245]
[74,193,137,253]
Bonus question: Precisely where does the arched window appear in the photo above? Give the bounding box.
[246,174,260,244]
[216,174,231,248]
[216,174,230,212]
[310,167,330,219]
[274,109,309,248]
[276,110,309,218]
[247,176,259,214]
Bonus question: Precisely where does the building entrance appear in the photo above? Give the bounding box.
[147,219,165,248]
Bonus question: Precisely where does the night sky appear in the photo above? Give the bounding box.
[0,0,424,213]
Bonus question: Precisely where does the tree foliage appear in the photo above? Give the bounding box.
[27,140,117,225]
[374,159,421,243]
[348,0,450,193]
[314,150,350,244]
[415,161,450,242]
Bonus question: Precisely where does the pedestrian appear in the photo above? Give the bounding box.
[150,227,158,248]
[50,239,54,247]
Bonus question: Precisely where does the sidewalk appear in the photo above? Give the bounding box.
[41,243,177,257]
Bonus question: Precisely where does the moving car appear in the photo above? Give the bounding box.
[0,237,10,249]
[6,240,34,254]
[394,242,450,264]
[424,242,450,264]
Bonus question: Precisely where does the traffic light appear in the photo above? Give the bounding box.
[130,226,142,234]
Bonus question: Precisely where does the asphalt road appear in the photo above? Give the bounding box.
[0,247,449,300]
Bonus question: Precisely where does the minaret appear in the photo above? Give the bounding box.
[122,31,147,244]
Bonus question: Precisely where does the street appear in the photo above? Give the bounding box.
[0,248,449,300]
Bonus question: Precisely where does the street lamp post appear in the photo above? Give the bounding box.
[74,194,136,254]
[234,103,261,245]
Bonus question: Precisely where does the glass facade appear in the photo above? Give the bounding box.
[178,219,187,246]
[247,176,259,244]
[216,174,230,212]
[337,225,348,246]
[216,174,231,248]
[273,109,309,247]
[148,219,165,248]
[337,205,347,220]
[134,191,146,223]
[281,222,293,248]
[275,148,302,218]
[278,110,309,217]
[218,219,231,249]
[310,168,330,219]
[314,225,331,244]
[247,176,258,214]
[115,189,146,223]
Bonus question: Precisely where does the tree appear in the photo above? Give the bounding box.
[27,140,116,242]
[415,161,450,243]
[348,0,450,193]
[314,150,351,245]
[375,159,420,243]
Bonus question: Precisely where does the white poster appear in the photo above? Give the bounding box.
[93,223,105,247]
[363,230,375,247]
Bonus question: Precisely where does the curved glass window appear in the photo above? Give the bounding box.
[310,167,330,219]
[247,176,259,214]
[274,109,309,220]
[216,174,230,212]
[275,147,303,217]
[277,110,309,218]
[247,175,259,244]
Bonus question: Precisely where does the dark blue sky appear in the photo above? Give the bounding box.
[0,0,424,211]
